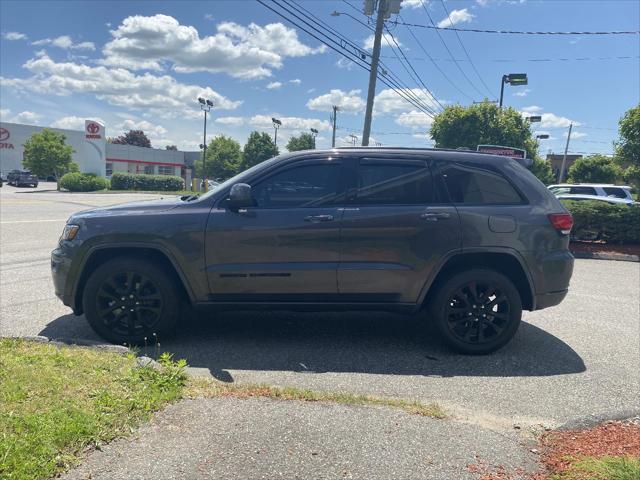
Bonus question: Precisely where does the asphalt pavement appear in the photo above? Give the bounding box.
[2,183,639,479]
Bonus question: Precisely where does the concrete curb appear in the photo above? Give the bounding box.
[571,251,639,262]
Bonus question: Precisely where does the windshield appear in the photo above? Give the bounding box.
[196,155,283,201]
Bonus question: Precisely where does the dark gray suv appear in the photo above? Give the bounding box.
[51,148,574,354]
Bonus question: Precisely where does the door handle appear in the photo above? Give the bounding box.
[420,212,451,221]
[304,214,334,222]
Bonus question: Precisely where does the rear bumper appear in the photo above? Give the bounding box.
[534,289,568,310]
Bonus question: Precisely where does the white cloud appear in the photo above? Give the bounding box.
[513,88,530,97]
[51,116,105,130]
[289,79,301,85]
[249,115,331,132]
[395,111,433,130]
[520,106,580,128]
[3,32,28,41]
[437,9,474,28]
[1,54,242,118]
[335,57,354,70]
[565,131,587,139]
[307,88,316,94]
[364,33,401,50]
[215,116,245,126]
[32,35,95,50]
[402,0,428,8]
[13,111,42,124]
[0,108,10,119]
[307,89,366,114]
[266,81,282,90]
[101,15,325,79]
[373,88,441,115]
[522,105,542,113]
[117,119,167,137]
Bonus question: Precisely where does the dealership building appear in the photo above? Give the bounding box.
[0,120,198,181]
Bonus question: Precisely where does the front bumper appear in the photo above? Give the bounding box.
[51,247,74,308]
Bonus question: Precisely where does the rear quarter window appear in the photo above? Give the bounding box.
[568,186,597,195]
[436,162,524,205]
[602,187,628,199]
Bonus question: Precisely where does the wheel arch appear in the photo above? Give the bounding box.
[73,245,194,314]
[419,249,535,311]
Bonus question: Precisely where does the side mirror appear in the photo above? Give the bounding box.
[228,183,252,210]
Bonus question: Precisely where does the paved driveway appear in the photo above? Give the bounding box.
[2,183,639,429]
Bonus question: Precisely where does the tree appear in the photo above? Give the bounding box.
[165,145,178,151]
[242,131,279,170]
[430,102,539,159]
[111,130,152,148]
[286,132,315,152]
[567,155,622,184]
[615,104,640,167]
[529,158,555,185]
[195,135,242,180]
[22,129,75,190]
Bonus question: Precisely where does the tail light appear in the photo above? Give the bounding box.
[548,213,573,235]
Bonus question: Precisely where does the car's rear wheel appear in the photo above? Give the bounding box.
[83,257,180,345]
[427,269,522,354]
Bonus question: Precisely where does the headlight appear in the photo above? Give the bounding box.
[60,224,80,241]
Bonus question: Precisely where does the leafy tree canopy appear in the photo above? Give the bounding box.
[165,145,178,151]
[615,104,640,167]
[567,155,622,184]
[286,132,315,152]
[242,131,279,170]
[430,102,538,160]
[111,130,152,148]
[195,135,242,180]
[529,158,556,185]
[22,129,75,187]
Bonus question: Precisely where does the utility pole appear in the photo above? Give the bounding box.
[361,0,386,146]
[330,105,338,148]
[559,122,573,182]
[349,134,358,146]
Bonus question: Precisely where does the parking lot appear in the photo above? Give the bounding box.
[2,182,638,432]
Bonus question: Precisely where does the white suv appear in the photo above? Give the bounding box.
[548,183,634,201]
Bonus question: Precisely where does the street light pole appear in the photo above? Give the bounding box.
[559,122,573,182]
[272,117,281,146]
[499,75,507,108]
[310,128,318,149]
[499,73,528,108]
[361,0,386,146]
[198,97,213,191]
[331,105,338,148]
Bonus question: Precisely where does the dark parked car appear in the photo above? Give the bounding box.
[52,148,574,354]
[7,169,38,187]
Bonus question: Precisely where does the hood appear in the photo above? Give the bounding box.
[72,196,184,219]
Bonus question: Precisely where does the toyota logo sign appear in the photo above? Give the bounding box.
[0,128,9,141]
[86,122,100,134]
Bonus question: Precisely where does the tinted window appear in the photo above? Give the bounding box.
[603,187,627,199]
[355,161,432,205]
[438,163,523,204]
[569,186,597,195]
[251,163,340,208]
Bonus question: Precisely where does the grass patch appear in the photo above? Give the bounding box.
[551,455,640,480]
[185,377,446,419]
[0,339,187,480]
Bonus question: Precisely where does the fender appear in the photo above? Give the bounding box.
[415,246,537,309]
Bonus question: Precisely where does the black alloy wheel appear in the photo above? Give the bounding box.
[83,257,180,344]
[428,269,522,354]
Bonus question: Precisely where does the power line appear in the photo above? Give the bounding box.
[390,20,640,35]
[399,14,475,102]
[259,0,435,117]
[382,25,444,113]
[439,0,494,98]
[380,54,640,63]
[418,1,483,99]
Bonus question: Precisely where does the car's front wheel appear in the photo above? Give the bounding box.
[83,257,180,345]
[427,269,522,354]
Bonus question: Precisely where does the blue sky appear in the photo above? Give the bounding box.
[1,0,638,155]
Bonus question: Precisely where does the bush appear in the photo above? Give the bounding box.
[562,200,640,244]
[567,155,622,184]
[110,172,184,191]
[59,172,109,192]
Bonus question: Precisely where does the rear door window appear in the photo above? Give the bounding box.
[436,162,523,204]
[603,187,628,199]
[354,159,433,205]
[568,186,597,195]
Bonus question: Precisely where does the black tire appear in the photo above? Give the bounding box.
[83,257,181,345]
[427,269,522,355]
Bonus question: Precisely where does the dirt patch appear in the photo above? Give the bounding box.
[570,241,640,257]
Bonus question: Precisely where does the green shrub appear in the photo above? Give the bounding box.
[110,172,184,191]
[562,200,640,244]
[59,172,109,192]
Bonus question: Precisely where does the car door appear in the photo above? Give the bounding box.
[338,156,461,304]
[205,157,345,301]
